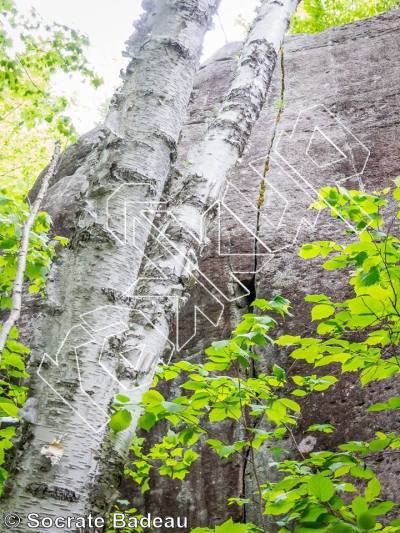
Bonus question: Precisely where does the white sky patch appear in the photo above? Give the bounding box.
[15,0,259,133]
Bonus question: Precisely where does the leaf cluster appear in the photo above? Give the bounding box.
[291,0,400,35]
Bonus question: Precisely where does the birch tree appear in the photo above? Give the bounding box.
[1,0,219,528]
[119,0,300,452]
[1,0,300,528]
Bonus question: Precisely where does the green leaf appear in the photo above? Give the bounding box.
[299,243,320,259]
[352,496,368,517]
[300,504,327,522]
[3,352,25,371]
[369,501,394,516]
[388,397,400,408]
[138,412,156,431]
[115,394,130,403]
[311,304,335,321]
[142,390,164,405]
[54,235,69,246]
[275,335,301,346]
[367,402,389,412]
[0,399,18,417]
[163,401,186,414]
[326,523,353,533]
[365,477,380,502]
[5,339,29,354]
[280,398,300,413]
[304,294,331,303]
[272,364,286,381]
[209,408,227,423]
[361,266,380,286]
[357,511,376,530]
[308,474,335,502]
[215,519,254,532]
[109,409,132,433]
[307,423,335,433]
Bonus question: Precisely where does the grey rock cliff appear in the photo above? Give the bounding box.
[127,9,400,530]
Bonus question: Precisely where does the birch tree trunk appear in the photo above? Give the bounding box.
[1,1,218,529]
[121,0,300,406]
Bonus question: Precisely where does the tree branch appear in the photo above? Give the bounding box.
[0,142,61,357]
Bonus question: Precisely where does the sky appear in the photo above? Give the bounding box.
[15,0,259,133]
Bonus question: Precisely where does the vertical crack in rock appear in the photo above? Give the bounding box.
[255,46,286,274]
[241,46,287,524]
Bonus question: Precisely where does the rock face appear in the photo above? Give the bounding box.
[127,9,400,530]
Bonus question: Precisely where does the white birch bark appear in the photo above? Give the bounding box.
[92,2,302,512]
[1,1,218,529]
[122,0,300,384]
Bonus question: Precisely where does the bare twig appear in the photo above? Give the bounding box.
[217,12,229,44]
[234,359,267,533]
[0,142,61,357]
[284,423,305,460]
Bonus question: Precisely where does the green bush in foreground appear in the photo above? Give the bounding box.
[111,182,400,531]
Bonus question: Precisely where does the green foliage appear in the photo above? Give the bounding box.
[0,0,101,193]
[0,0,98,496]
[0,193,57,304]
[291,0,400,35]
[109,394,136,434]
[0,196,68,493]
[192,519,261,532]
[106,505,144,533]
[0,324,29,487]
[118,180,400,531]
